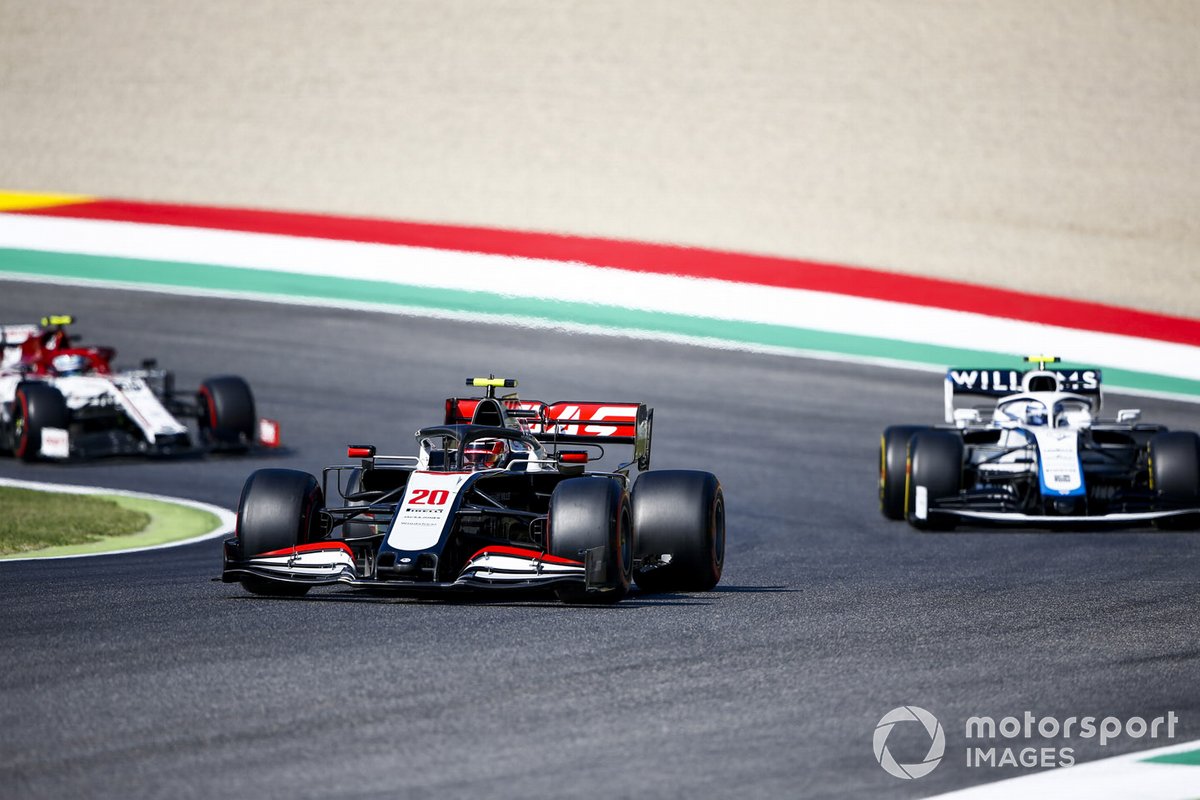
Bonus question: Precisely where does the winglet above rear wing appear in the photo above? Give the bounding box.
[943,367,1103,423]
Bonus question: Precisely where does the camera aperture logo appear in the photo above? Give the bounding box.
[874,706,946,780]
[873,706,1180,779]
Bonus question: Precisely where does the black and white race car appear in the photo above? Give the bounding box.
[0,315,280,460]
[221,377,725,603]
[880,357,1200,529]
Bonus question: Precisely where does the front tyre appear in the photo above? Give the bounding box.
[548,477,632,604]
[1149,432,1200,530]
[632,470,725,593]
[12,382,70,462]
[198,375,256,451]
[906,431,963,531]
[880,425,927,520]
[234,469,324,596]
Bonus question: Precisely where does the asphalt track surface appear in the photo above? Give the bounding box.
[2,281,1199,799]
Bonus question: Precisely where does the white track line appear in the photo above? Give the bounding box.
[2,214,1199,382]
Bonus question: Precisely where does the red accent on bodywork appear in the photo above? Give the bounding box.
[253,541,354,559]
[536,402,639,438]
[257,419,281,448]
[466,545,583,566]
[198,386,217,429]
[445,398,639,438]
[20,343,114,376]
[445,398,479,425]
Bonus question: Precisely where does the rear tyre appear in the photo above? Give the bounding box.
[880,425,927,520]
[906,431,963,531]
[234,469,324,596]
[198,375,256,451]
[632,470,725,593]
[12,382,70,462]
[1149,432,1200,530]
[548,477,632,604]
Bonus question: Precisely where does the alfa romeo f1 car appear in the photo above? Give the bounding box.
[0,316,280,461]
[221,377,725,603]
[880,357,1200,529]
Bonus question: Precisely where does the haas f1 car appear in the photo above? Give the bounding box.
[0,316,280,461]
[222,377,725,603]
[880,357,1200,529]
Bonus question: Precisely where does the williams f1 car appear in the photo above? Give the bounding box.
[880,357,1200,529]
[222,377,725,603]
[0,315,280,461]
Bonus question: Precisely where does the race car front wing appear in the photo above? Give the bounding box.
[221,541,597,593]
[922,507,1200,527]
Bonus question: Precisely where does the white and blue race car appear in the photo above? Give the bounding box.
[880,357,1200,529]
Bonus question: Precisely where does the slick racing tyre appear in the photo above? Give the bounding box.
[906,430,963,531]
[234,469,324,596]
[1149,432,1200,530]
[12,382,70,462]
[198,375,256,451]
[880,425,928,520]
[631,470,725,593]
[548,477,632,604]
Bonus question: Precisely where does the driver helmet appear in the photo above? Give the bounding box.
[463,438,507,470]
[51,353,89,377]
[1023,400,1048,426]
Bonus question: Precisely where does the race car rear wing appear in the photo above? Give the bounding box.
[943,366,1103,423]
[0,324,40,345]
[445,378,653,470]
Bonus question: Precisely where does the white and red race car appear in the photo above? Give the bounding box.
[222,377,725,603]
[0,315,279,461]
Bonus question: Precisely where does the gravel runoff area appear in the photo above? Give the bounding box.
[1,1,1197,316]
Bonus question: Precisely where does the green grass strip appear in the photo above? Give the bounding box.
[3,247,1199,397]
[1142,748,1200,766]
[0,487,149,554]
[0,488,220,560]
